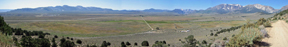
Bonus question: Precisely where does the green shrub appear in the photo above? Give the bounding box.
[52,42,57,47]
[38,34,45,38]
[107,42,111,46]
[134,42,137,46]
[54,35,58,38]
[20,36,51,47]
[126,42,131,46]
[226,27,263,47]
[14,28,24,35]
[223,37,227,40]
[214,34,218,36]
[182,35,197,47]
[60,40,75,47]
[76,40,82,44]
[141,41,149,46]
[13,36,17,41]
[101,41,107,47]
[0,16,13,35]
[52,38,55,42]
[210,33,213,36]
[60,38,66,43]
[21,36,34,47]
[264,21,271,27]
[232,34,235,37]
[121,42,126,47]
[163,41,166,44]
[256,18,266,25]
[156,27,160,30]
[152,41,168,47]
[35,38,51,47]
[202,40,207,44]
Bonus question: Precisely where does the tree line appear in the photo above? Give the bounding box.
[209,25,242,36]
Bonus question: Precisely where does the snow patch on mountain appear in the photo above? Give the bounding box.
[244,4,276,13]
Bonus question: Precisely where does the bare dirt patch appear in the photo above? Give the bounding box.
[262,20,288,47]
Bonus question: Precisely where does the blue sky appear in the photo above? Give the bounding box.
[0,0,287,10]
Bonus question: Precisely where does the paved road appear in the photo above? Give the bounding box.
[263,20,288,47]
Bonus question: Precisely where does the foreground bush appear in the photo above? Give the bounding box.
[264,21,271,27]
[226,27,263,47]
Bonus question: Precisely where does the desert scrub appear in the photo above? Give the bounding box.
[241,23,257,31]
[226,27,263,47]
[0,32,13,47]
[227,18,265,47]
[264,21,271,27]
[274,9,288,16]
[256,18,266,25]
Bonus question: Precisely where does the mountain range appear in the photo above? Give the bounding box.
[0,9,13,12]
[5,4,288,14]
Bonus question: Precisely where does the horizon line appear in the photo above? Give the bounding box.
[1,4,286,10]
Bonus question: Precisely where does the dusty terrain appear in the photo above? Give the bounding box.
[2,13,274,46]
[263,20,288,47]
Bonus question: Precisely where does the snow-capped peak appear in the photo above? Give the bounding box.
[207,4,243,11]
[253,4,266,9]
[245,4,276,13]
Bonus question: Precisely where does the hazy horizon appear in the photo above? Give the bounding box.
[1,0,288,10]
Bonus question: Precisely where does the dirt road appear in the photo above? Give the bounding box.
[263,20,288,47]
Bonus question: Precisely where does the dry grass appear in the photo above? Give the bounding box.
[8,17,246,37]
[226,27,263,47]
[0,32,13,47]
[197,21,246,28]
[10,20,152,37]
[2,13,275,46]
[6,15,212,37]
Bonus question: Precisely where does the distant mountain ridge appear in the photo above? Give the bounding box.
[205,4,243,14]
[207,4,243,11]
[203,4,278,14]
[6,4,288,14]
[143,8,170,12]
[237,4,276,13]
[10,5,114,12]
[280,5,288,11]
[0,9,13,12]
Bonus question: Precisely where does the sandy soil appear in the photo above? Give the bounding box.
[263,20,288,47]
